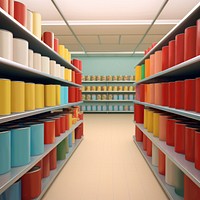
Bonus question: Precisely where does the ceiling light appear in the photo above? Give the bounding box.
[71,51,144,55]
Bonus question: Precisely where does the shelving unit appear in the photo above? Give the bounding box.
[0,120,83,194]
[135,123,200,187]
[133,100,200,121]
[0,7,84,199]
[82,80,135,113]
[35,138,83,200]
[0,8,81,73]
[133,136,183,200]
[133,3,200,199]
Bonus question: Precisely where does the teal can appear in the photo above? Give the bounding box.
[68,133,72,147]
[61,86,65,105]
[64,86,68,104]
[11,127,31,167]
[0,130,11,174]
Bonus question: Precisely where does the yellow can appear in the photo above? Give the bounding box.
[56,85,61,105]
[25,83,35,111]
[58,45,65,58]
[153,112,160,137]
[11,81,25,113]
[72,130,75,144]
[135,65,141,82]
[45,85,56,107]
[0,79,11,115]
[64,48,68,61]
[107,86,112,91]
[124,86,128,91]
[32,12,41,39]
[69,114,72,129]
[147,110,154,133]
[35,84,44,109]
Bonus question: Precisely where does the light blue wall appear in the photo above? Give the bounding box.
[72,55,142,76]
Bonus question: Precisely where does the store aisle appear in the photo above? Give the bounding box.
[42,114,168,200]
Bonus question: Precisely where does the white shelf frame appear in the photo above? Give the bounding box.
[0,101,83,124]
[35,138,83,200]
[0,57,82,87]
[0,8,81,73]
[0,120,83,194]
[135,122,200,188]
[133,136,183,200]
[133,100,200,121]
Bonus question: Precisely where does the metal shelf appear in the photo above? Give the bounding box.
[0,101,83,124]
[82,91,135,93]
[83,100,133,102]
[133,136,183,200]
[135,123,200,188]
[82,81,135,83]
[0,8,81,73]
[35,138,83,200]
[0,120,83,194]
[134,2,200,67]
[134,56,200,85]
[0,58,82,87]
[133,100,200,121]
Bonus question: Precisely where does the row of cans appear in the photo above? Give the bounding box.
[81,105,134,111]
[83,94,134,101]
[82,85,135,91]
[83,75,135,81]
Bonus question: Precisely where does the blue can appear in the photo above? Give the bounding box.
[1,180,21,200]
[68,133,72,147]
[61,86,65,105]
[11,127,31,167]
[0,130,11,174]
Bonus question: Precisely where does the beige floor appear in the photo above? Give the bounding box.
[42,114,168,200]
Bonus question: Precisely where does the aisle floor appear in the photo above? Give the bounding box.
[42,114,168,200]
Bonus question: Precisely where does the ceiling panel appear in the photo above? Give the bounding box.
[120,35,142,44]
[148,24,176,34]
[100,36,119,44]
[65,44,83,51]
[20,0,62,20]
[55,0,163,20]
[136,43,152,51]
[56,36,78,44]
[42,25,72,35]
[78,36,99,44]
[158,0,199,19]
[83,44,136,52]
[142,34,165,44]
[72,25,149,35]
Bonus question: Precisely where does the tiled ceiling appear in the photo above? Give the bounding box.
[20,0,200,54]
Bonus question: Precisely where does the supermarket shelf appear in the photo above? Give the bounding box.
[0,57,82,87]
[0,8,81,73]
[0,120,83,194]
[133,136,183,200]
[82,81,135,83]
[35,138,83,200]
[135,123,200,188]
[134,2,200,66]
[83,111,133,113]
[133,100,200,121]
[83,100,133,102]
[0,101,83,124]
[134,56,200,85]
[82,91,135,94]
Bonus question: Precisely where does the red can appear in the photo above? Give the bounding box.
[44,120,55,144]
[166,119,178,146]
[73,59,80,69]
[54,38,59,53]
[75,123,83,139]
[143,135,147,151]
[184,26,197,61]
[22,166,42,200]
[43,32,54,49]
[65,114,70,131]
[35,160,43,179]
[135,126,143,142]
[49,147,57,170]
[140,84,145,102]
[195,130,200,170]
[79,60,82,71]
[149,84,155,104]
[158,150,165,175]
[195,78,200,112]
[168,40,175,68]
[184,79,195,111]
[162,46,168,70]
[14,1,27,26]
[197,19,200,56]
[68,87,76,103]
[0,0,8,12]
[168,82,175,108]
[134,104,144,123]
[147,138,152,157]
[72,71,76,83]
[8,0,14,16]
[54,117,61,137]
[175,33,184,65]
[175,81,184,109]
[184,174,200,200]
[174,122,186,154]
[161,83,168,106]
[60,115,66,133]
[43,154,50,178]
